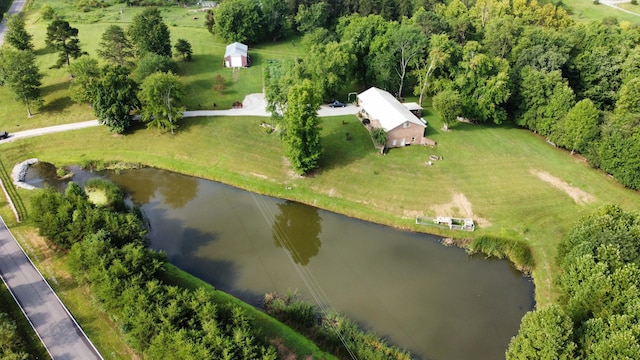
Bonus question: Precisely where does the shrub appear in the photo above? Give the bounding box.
[40,4,56,20]
[467,235,535,273]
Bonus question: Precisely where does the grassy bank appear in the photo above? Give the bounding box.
[162,264,334,359]
[3,111,640,307]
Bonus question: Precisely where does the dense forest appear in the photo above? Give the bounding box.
[506,205,640,358]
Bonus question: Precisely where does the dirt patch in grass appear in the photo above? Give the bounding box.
[430,192,491,227]
[531,169,595,205]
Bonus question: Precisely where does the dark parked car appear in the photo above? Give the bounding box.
[0,131,8,140]
[328,100,347,108]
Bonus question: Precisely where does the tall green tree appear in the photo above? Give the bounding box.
[432,89,462,131]
[302,42,356,100]
[556,98,599,154]
[262,0,289,41]
[128,8,172,57]
[506,305,577,360]
[615,77,640,115]
[295,2,330,33]
[93,65,140,134]
[369,22,428,98]
[412,33,457,106]
[0,49,43,117]
[516,67,575,136]
[139,72,185,135]
[97,25,135,67]
[45,20,86,69]
[69,56,100,105]
[282,79,323,175]
[4,14,33,51]
[213,0,264,44]
[454,41,511,124]
[337,14,390,83]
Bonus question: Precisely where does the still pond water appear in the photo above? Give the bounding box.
[28,164,534,360]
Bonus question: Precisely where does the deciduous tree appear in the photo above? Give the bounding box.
[506,305,577,360]
[132,53,179,83]
[454,41,511,124]
[0,48,43,117]
[4,14,33,51]
[282,79,323,174]
[262,0,288,41]
[213,0,264,44]
[295,2,330,33]
[516,67,575,136]
[557,98,599,154]
[128,8,172,57]
[432,89,462,131]
[69,56,100,105]
[139,72,185,134]
[93,65,140,134]
[45,19,86,68]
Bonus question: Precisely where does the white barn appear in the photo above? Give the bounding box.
[224,42,249,68]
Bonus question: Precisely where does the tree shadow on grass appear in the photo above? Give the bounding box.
[39,96,74,114]
[34,46,56,56]
[317,118,371,172]
[42,79,71,94]
[178,54,219,76]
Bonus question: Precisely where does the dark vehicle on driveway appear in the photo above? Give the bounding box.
[0,131,8,140]
[328,100,347,108]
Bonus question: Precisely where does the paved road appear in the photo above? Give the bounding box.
[0,0,28,45]
[0,216,102,360]
[0,94,360,145]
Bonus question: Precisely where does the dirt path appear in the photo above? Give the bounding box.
[531,169,595,205]
[430,192,491,227]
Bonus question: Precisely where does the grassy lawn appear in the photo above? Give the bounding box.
[3,111,640,308]
[561,0,640,23]
[0,1,304,133]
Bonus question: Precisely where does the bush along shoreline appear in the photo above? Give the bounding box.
[29,180,414,358]
[264,292,414,360]
[466,235,535,275]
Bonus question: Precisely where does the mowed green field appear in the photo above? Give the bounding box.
[0,1,304,132]
[561,0,640,23]
[2,109,640,306]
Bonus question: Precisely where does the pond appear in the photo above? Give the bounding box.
[28,164,534,360]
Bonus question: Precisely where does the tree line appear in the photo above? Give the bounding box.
[31,181,279,358]
[506,205,640,359]
[31,178,417,358]
[0,9,193,134]
[229,0,640,189]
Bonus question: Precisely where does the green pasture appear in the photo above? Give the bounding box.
[3,111,640,307]
[561,0,640,23]
[0,1,304,132]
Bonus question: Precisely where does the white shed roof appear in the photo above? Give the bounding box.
[402,102,423,111]
[357,87,425,131]
[224,42,248,57]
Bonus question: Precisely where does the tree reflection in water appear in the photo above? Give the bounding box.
[272,200,322,266]
[110,168,199,209]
